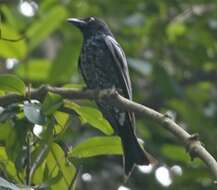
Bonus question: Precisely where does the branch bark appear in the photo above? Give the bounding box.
[0,86,217,181]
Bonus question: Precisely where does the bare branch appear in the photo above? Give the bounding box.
[0,85,96,106]
[107,92,217,181]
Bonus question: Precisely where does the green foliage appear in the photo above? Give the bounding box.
[0,0,217,189]
[46,143,76,189]
[26,5,68,50]
[48,40,80,84]
[0,148,18,183]
[54,111,69,134]
[69,136,122,158]
[0,104,20,122]
[161,144,189,162]
[24,102,47,125]
[0,74,25,95]
[65,101,114,135]
[42,93,63,116]
[0,25,27,59]
[15,59,51,82]
[167,21,187,42]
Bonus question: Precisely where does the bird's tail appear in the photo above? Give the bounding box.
[119,123,157,176]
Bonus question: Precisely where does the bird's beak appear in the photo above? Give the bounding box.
[67,18,86,28]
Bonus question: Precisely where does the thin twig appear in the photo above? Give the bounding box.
[29,144,49,182]
[26,131,32,185]
[68,166,82,190]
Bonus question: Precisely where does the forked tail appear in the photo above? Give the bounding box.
[119,123,157,176]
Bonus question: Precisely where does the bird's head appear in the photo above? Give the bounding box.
[67,17,112,37]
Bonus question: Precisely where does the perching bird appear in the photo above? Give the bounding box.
[68,17,156,176]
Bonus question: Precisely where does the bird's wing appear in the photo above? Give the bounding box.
[104,35,132,100]
[104,35,135,126]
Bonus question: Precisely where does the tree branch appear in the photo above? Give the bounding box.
[0,86,217,181]
[108,91,217,182]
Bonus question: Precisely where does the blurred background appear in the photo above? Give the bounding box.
[0,0,217,189]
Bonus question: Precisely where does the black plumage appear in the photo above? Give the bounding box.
[68,17,155,175]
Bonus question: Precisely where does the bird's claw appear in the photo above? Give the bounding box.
[186,133,201,161]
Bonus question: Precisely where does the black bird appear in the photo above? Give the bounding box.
[68,17,156,175]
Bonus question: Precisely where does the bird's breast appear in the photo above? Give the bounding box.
[79,35,120,90]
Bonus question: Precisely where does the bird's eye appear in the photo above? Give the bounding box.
[88,17,95,22]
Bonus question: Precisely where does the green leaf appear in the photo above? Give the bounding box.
[4,126,18,163]
[42,93,63,115]
[65,101,113,135]
[0,74,25,95]
[26,6,68,50]
[15,59,51,82]
[161,144,189,162]
[54,112,69,134]
[46,143,76,189]
[24,102,47,125]
[32,162,45,185]
[0,122,13,141]
[167,21,186,42]
[0,147,18,181]
[1,6,16,28]
[54,112,69,126]
[69,136,122,158]
[0,104,21,122]
[186,82,211,105]
[5,119,28,171]
[0,24,27,58]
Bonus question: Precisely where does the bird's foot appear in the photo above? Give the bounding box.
[186,133,201,161]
